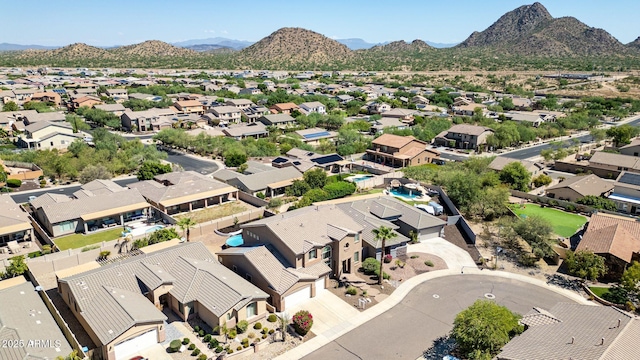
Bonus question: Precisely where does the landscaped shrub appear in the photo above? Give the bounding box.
[198,354,207,360]
[243,343,249,349]
[256,192,265,199]
[188,343,195,350]
[292,310,313,336]
[362,258,379,274]
[261,333,267,339]
[268,329,275,335]
[227,349,234,354]
[191,348,200,356]
[267,314,278,322]
[261,328,268,335]
[228,329,237,339]
[169,340,182,352]
[247,332,256,339]
[323,181,356,199]
[517,253,539,267]
[424,260,434,267]
[410,255,419,259]
[98,250,110,260]
[6,179,21,188]
[198,330,204,337]
[203,334,211,342]
[383,254,393,263]
[215,346,223,353]
[194,325,200,333]
[346,286,357,295]
[253,322,262,330]
[209,338,219,349]
[236,320,248,334]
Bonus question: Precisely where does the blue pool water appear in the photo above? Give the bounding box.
[390,187,421,200]
[350,175,374,182]
[144,225,164,234]
[226,234,244,247]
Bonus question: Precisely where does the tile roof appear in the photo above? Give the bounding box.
[590,152,640,170]
[0,195,31,234]
[128,171,236,207]
[576,213,640,262]
[445,124,493,137]
[242,205,364,255]
[231,167,303,192]
[222,122,267,137]
[372,133,416,148]
[546,174,614,197]
[336,200,408,248]
[497,303,635,360]
[260,114,296,124]
[24,120,72,133]
[59,242,267,345]
[0,279,74,360]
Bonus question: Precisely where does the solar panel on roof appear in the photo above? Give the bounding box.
[619,172,640,186]
[272,157,288,164]
[302,131,331,139]
[312,154,344,165]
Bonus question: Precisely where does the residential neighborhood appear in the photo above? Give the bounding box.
[2,3,640,359]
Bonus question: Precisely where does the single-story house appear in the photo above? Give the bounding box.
[222,122,269,140]
[128,171,238,216]
[216,166,303,197]
[0,194,34,246]
[295,127,338,145]
[546,174,614,202]
[259,114,297,128]
[609,171,640,214]
[31,179,150,237]
[488,157,543,177]
[58,242,268,360]
[94,103,126,116]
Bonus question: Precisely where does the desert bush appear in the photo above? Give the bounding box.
[292,310,313,336]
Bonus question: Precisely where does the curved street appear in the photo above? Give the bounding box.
[300,274,585,360]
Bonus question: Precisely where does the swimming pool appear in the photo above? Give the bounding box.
[144,225,164,234]
[347,175,375,183]
[226,234,244,247]
[389,187,422,201]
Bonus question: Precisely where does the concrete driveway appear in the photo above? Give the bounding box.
[300,274,584,360]
[135,343,174,360]
[285,290,360,337]
[408,237,477,270]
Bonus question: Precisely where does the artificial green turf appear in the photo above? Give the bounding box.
[509,204,588,238]
[54,228,124,250]
[589,286,610,298]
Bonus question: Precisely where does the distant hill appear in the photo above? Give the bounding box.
[238,27,353,65]
[17,43,109,59]
[184,44,237,52]
[457,2,627,56]
[173,37,253,50]
[337,38,388,50]
[0,43,58,51]
[628,37,640,50]
[110,40,196,57]
[367,40,433,52]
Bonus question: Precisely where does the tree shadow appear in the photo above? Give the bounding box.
[422,335,457,360]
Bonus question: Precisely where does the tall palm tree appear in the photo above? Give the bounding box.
[372,226,397,285]
[177,217,197,242]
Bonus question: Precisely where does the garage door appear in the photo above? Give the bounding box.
[284,286,311,310]
[114,329,158,360]
[315,277,326,293]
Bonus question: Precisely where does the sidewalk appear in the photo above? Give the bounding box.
[274,268,593,360]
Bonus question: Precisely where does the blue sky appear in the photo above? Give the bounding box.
[1,1,638,46]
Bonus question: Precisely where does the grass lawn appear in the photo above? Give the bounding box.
[54,228,124,250]
[354,189,384,196]
[174,201,252,224]
[589,286,610,298]
[509,204,587,238]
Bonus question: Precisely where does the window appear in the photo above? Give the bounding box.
[246,302,257,318]
[59,221,74,232]
[354,233,359,243]
[354,251,360,263]
[322,245,332,266]
[309,249,317,259]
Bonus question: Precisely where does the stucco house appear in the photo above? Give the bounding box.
[366,133,440,167]
[545,174,614,202]
[434,124,494,150]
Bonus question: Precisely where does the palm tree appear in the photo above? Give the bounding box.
[372,226,397,285]
[177,217,197,242]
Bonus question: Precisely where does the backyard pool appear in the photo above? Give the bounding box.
[389,187,423,201]
[226,234,244,247]
[347,175,375,183]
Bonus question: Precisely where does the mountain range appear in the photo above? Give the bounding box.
[1,3,639,70]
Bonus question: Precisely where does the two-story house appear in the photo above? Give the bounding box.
[434,124,494,150]
[225,99,255,110]
[609,171,640,214]
[0,194,34,246]
[241,105,270,123]
[17,121,80,150]
[299,101,326,115]
[208,105,242,125]
[30,92,62,106]
[218,205,364,311]
[105,88,128,101]
[173,100,204,115]
[366,133,440,167]
[121,108,177,132]
[269,102,299,115]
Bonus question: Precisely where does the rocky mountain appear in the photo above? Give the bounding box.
[238,27,353,65]
[184,44,237,52]
[173,37,253,50]
[367,40,433,53]
[110,40,196,57]
[457,2,627,56]
[628,36,640,50]
[17,43,109,60]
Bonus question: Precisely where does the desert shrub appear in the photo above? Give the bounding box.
[410,255,419,259]
[253,322,262,330]
[209,338,219,349]
[188,343,195,350]
[424,260,434,267]
[215,346,223,353]
[227,349,234,354]
[362,257,380,274]
[292,310,313,336]
[6,179,21,188]
[247,332,256,339]
[517,253,539,267]
[256,192,265,199]
[191,348,200,356]
[269,329,275,335]
[267,314,278,322]
[261,327,268,334]
[198,330,204,337]
[237,346,242,351]
[241,338,249,346]
[169,340,182,352]
[203,334,211,342]
[383,254,393,263]
[346,286,357,295]
[236,320,249,334]
[261,333,267,339]
[193,325,200,333]
[198,354,207,360]
[228,329,237,339]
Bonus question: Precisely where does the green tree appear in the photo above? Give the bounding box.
[564,250,607,281]
[371,226,397,285]
[451,300,523,359]
[469,186,510,221]
[589,128,607,143]
[540,149,554,162]
[607,124,640,147]
[177,217,197,242]
[576,195,617,211]
[224,151,247,167]
[5,255,28,278]
[2,101,18,112]
[621,261,640,294]
[303,168,327,189]
[65,114,90,133]
[287,179,311,197]
[511,215,554,259]
[136,161,172,180]
[499,162,531,191]
[532,174,552,187]
[78,164,113,184]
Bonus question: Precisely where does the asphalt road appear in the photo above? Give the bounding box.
[10,177,140,203]
[500,134,592,160]
[164,149,220,174]
[303,275,578,360]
